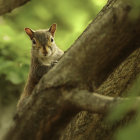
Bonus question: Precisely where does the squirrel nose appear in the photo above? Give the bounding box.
[42,47,47,56]
[43,51,47,56]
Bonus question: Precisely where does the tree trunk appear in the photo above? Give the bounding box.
[61,48,140,140]
[3,0,140,140]
[0,0,30,15]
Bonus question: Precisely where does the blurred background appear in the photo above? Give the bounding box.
[0,0,106,138]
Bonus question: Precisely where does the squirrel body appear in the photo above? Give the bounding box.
[17,24,64,109]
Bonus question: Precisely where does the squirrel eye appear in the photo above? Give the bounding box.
[51,38,53,42]
[32,39,36,44]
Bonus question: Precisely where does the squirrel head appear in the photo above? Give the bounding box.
[24,24,57,59]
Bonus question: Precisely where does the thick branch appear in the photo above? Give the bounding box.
[35,0,140,91]
[0,0,30,15]
[64,90,140,114]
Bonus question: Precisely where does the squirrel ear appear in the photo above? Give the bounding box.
[49,24,57,37]
[24,28,34,39]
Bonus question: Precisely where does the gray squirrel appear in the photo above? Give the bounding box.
[17,24,64,109]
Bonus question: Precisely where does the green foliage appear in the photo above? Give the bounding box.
[0,25,30,84]
[116,118,140,140]
[0,0,106,85]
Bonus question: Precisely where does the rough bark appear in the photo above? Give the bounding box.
[0,0,30,15]
[61,49,140,140]
[3,0,140,140]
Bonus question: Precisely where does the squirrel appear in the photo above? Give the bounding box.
[17,24,64,109]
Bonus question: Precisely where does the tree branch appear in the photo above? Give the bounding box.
[0,0,30,15]
[64,89,140,114]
